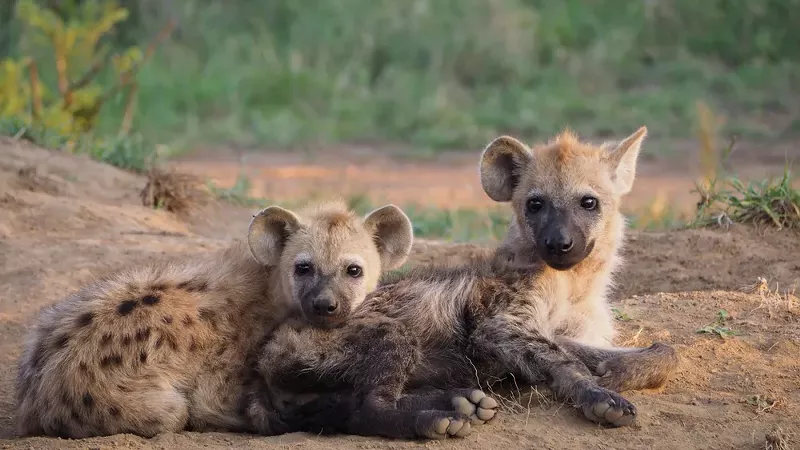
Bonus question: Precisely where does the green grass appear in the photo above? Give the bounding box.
[5,0,800,153]
[0,116,156,172]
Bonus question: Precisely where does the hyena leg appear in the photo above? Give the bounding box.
[471,316,636,427]
[396,388,499,425]
[556,338,680,392]
[250,319,472,440]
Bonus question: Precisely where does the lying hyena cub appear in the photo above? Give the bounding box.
[248,127,679,439]
[14,200,434,439]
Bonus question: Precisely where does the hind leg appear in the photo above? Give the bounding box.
[94,381,189,438]
[556,338,680,392]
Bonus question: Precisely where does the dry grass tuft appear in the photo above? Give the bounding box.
[140,167,211,217]
[765,427,792,450]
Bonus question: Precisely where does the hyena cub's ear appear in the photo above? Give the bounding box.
[480,135,533,202]
[363,204,414,271]
[248,206,302,266]
[606,126,648,196]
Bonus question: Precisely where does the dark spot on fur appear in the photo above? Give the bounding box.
[135,327,151,342]
[109,406,120,417]
[71,409,83,425]
[54,334,70,349]
[216,345,226,356]
[189,337,198,352]
[77,312,94,327]
[117,300,137,316]
[100,354,123,368]
[182,315,194,327]
[166,334,179,351]
[139,351,148,363]
[162,315,173,325]
[150,282,170,291]
[178,280,209,292]
[155,334,165,349]
[118,384,132,393]
[100,333,113,347]
[198,308,218,329]
[141,294,160,306]
[79,362,89,372]
[121,335,132,347]
[82,392,94,408]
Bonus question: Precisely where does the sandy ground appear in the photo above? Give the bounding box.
[1,137,799,449]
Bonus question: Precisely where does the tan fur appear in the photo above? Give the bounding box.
[14,200,414,438]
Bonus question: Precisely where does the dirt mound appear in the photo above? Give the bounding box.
[0,139,798,449]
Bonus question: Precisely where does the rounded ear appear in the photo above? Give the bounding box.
[363,204,414,271]
[607,126,648,196]
[247,206,302,266]
[480,135,533,202]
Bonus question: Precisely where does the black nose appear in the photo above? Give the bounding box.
[312,298,338,315]
[545,235,574,254]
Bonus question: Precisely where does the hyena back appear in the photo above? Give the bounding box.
[14,200,415,438]
[254,127,679,439]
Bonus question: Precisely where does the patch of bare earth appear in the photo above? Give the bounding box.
[0,137,798,449]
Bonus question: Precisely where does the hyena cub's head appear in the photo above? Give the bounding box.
[247,200,413,327]
[480,127,647,270]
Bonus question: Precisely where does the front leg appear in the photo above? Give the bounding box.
[396,388,499,425]
[471,314,637,427]
[249,317,473,440]
[556,337,680,392]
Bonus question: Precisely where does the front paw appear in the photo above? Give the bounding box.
[451,389,499,425]
[415,411,472,440]
[576,385,636,427]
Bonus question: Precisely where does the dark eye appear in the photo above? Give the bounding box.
[294,262,312,276]
[346,265,363,278]
[580,196,598,210]
[526,198,544,213]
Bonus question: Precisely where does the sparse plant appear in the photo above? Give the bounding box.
[746,394,779,414]
[765,427,792,450]
[691,103,800,230]
[611,306,632,322]
[206,172,267,207]
[696,309,739,339]
[140,167,210,216]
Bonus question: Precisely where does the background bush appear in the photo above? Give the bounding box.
[2,0,799,152]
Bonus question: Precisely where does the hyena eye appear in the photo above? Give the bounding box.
[346,264,363,278]
[526,198,544,213]
[580,196,598,211]
[294,262,313,276]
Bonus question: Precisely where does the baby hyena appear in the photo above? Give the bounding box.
[14,200,416,439]
[249,127,679,439]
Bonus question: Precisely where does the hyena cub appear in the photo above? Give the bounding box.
[250,127,679,439]
[14,200,416,439]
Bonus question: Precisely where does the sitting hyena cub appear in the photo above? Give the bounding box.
[14,200,418,438]
[249,127,680,439]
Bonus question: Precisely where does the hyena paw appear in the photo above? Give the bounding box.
[416,411,472,440]
[577,386,636,427]
[451,389,499,425]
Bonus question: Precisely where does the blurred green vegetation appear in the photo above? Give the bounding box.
[2,0,800,153]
